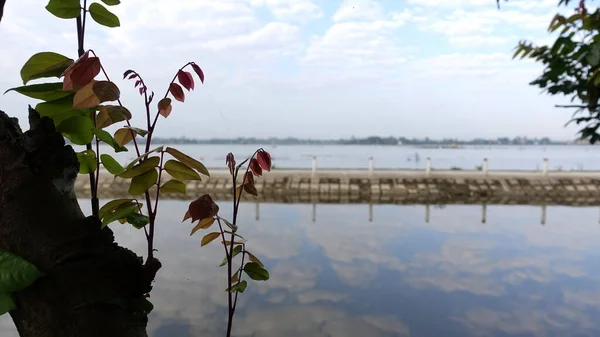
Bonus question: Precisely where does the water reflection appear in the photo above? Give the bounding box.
[2,202,600,336]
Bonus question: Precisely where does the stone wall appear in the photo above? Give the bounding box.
[75,170,600,206]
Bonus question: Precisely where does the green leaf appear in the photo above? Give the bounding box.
[4,82,73,101]
[20,52,73,85]
[100,154,125,175]
[0,293,15,316]
[101,203,138,228]
[129,168,158,195]
[126,146,164,168]
[93,129,127,153]
[119,156,160,179]
[101,0,120,5]
[219,245,243,267]
[89,2,120,27]
[243,262,269,281]
[200,232,221,247]
[45,0,82,19]
[55,115,94,145]
[160,179,186,194]
[99,198,135,218]
[76,149,97,174]
[165,147,210,176]
[0,251,44,293]
[164,160,201,181]
[126,213,150,229]
[246,251,264,268]
[228,280,248,293]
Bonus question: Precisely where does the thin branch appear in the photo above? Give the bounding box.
[0,0,7,23]
[556,104,588,108]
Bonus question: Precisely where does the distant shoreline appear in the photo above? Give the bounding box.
[128,136,579,146]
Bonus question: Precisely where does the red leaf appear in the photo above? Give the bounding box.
[249,158,262,176]
[70,57,101,88]
[139,86,146,95]
[61,51,89,77]
[169,83,185,102]
[226,153,235,175]
[123,69,135,79]
[62,51,91,90]
[191,63,205,84]
[177,70,194,91]
[257,150,272,172]
[128,73,138,80]
[188,195,219,222]
[134,80,142,87]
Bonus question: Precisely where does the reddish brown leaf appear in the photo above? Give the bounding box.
[93,81,120,103]
[139,86,146,95]
[244,183,258,196]
[191,63,205,83]
[177,70,194,91]
[243,171,254,186]
[182,210,191,222]
[257,150,272,172]
[70,57,101,88]
[62,51,91,91]
[73,80,100,109]
[169,83,185,102]
[134,80,142,87]
[128,73,138,80]
[188,194,219,222]
[62,51,89,77]
[158,97,172,118]
[226,153,235,175]
[249,158,262,176]
[123,69,135,79]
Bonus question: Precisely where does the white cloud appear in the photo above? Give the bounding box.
[332,0,386,22]
[250,0,323,22]
[0,0,583,140]
[448,35,512,47]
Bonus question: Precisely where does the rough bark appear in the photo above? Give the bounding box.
[0,107,158,337]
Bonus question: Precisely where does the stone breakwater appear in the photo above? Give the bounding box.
[74,169,600,206]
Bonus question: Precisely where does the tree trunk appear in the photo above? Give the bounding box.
[0,107,158,337]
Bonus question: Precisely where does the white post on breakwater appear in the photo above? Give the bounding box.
[312,156,317,178]
[368,157,374,175]
[543,158,549,176]
[541,204,547,225]
[482,158,488,176]
[425,158,431,177]
[481,203,487,223]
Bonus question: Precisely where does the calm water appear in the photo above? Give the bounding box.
[83,144,600,171]
[3,201,600,336]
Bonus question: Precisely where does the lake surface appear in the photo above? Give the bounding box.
[3,201,600,337]
[84,144,600,171]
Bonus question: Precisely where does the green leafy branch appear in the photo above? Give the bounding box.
[512,1,600,143]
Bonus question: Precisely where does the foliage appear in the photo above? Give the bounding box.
[184,149,272,336]
[3,0,271,335]
[512,0,600,143]
[0,251,45,316]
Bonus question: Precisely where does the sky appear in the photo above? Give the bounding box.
[0,0,583,140]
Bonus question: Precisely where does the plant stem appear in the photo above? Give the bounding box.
[76,4,98,217]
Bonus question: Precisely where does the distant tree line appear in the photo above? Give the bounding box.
[135,136,571,146]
